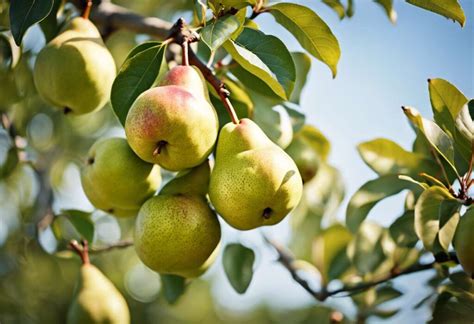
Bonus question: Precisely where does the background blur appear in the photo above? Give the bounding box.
[0,0,472,323]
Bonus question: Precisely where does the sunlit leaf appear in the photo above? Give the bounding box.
[414,186,460,252]
[223,243,255,294]
[358,138,437,177]
[322,0,346,19]
[374,0,397,23]
[58,209,94,243]
[347,222,386,275]
[201,15,240,51]
[406,0,465,27]
[289,52,311,104]
[346,175,417,232]
[268,2,340,77]
[223,28,296,99]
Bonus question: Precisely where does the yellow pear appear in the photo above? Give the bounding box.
[454,209,474,278]
[209,118,303,230]
[125,66,218,171]
[81,137,161,217]
[34,17,116,115]
[134,161,221,277]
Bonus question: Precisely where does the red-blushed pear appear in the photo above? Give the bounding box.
[125,66,218,171]
[80,138,161,217]
[134,161,221,278]
[34,17,116,115]
[209,118,303,230]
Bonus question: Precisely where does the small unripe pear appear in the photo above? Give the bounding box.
[125,66,218,171]
[67,242,130,324]
[454,209,474,278]
[34,17,116,115]
[209,119,303,230]
[81,138,161,217]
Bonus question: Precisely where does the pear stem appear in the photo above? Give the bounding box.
[182,41,189,66]
[81,0,93,20]
[69,240,90,265]
[166,18,240,125]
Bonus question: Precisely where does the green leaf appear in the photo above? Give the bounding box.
[60,210,95,243]
[374,286,403,306]
[403,106,458,176]
[346,175,417,232]
[299,124,331,162]
[371,309,400,319]
[346,0,355,17]
[283,103,306,134]
[223,28,296,99]
[389,210,418,247]
[429,78,468,130]
[223,243,255,294]
[201,15,240,51]
[374,0,397,23]
[322,0,346,19]
[160,274,186,304]
[9,0,54,45]
[312,224,352,284]
[111,43,167,126]
[414,186,460,252]
[406,0,465,27]
[430,288,474,323]
[347,222,386,274]
[208,0,256,13]
[268,2,341,77]
[358,138,437,177]
[289,52,311,104]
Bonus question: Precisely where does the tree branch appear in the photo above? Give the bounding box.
[264,236,459,302]
[89,240,134,253]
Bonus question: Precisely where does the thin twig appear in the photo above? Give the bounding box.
[264,235,459,301]
[81,0,93,19]
[89,240,134,253]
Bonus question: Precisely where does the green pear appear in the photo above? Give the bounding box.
[285,135,320,183]
[209,118,303,230]
[125,66,218,171]
[34,17,116,115]
[134,161,221,277]
[81,137,161,217]
[454,209,474,278]
[67,264,130,324]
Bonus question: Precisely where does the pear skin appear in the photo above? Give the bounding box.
[134,161,221,277]
[34,17,116,115]
[81,138,161,217]
[160,65,211,102]
[67,264,130,324]
[454,210,474,278]
[209,118,303,230]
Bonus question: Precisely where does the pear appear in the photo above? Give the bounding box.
[454,209,474,278]
[34,17,116,115]
[134,161,221,277]
[125,66,218,171]
[209,118,303,230]
[81,137,161,217]
[67,245,130,324]
[285,135,320,183]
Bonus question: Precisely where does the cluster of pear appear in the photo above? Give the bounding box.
[80,63,303,277]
